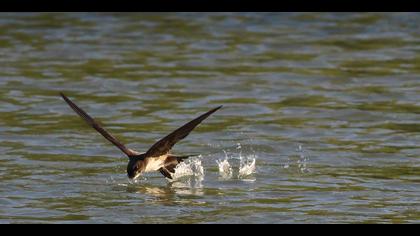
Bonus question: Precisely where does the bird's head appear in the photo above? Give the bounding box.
[127,157,145,180]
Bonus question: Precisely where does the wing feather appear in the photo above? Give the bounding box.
[60,92,139,158]
[145,106,222,158]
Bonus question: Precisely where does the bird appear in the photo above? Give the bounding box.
[60,92,222,180]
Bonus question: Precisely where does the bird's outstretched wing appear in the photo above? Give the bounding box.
[145,106,222,158]
[60,92,139,158]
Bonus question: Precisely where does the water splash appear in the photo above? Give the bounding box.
[216,151,233,179]
[171,162,194,179]
[297,145,310,173]
[239,157,256,178]
[283,144,310,173]
[170,156,204,188]
[131,174,148,184]
[217,143,257,180]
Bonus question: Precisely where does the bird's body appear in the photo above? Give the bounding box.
[143,155,167,173]
[60,92,221,180]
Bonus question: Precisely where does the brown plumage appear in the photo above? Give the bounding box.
[60,92,222,180]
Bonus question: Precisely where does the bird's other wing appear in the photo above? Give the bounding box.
[144,106,222,158]
[60,92,140,158]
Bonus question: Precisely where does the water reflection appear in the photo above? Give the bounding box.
[126,179,205,200]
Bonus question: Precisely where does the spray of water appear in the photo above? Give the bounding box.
[283,144,310,173]
[297,145,310,173]
[216,151,233,179]
[217,143,257,179]
[239,157,256,178]
[170,156,205,189]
